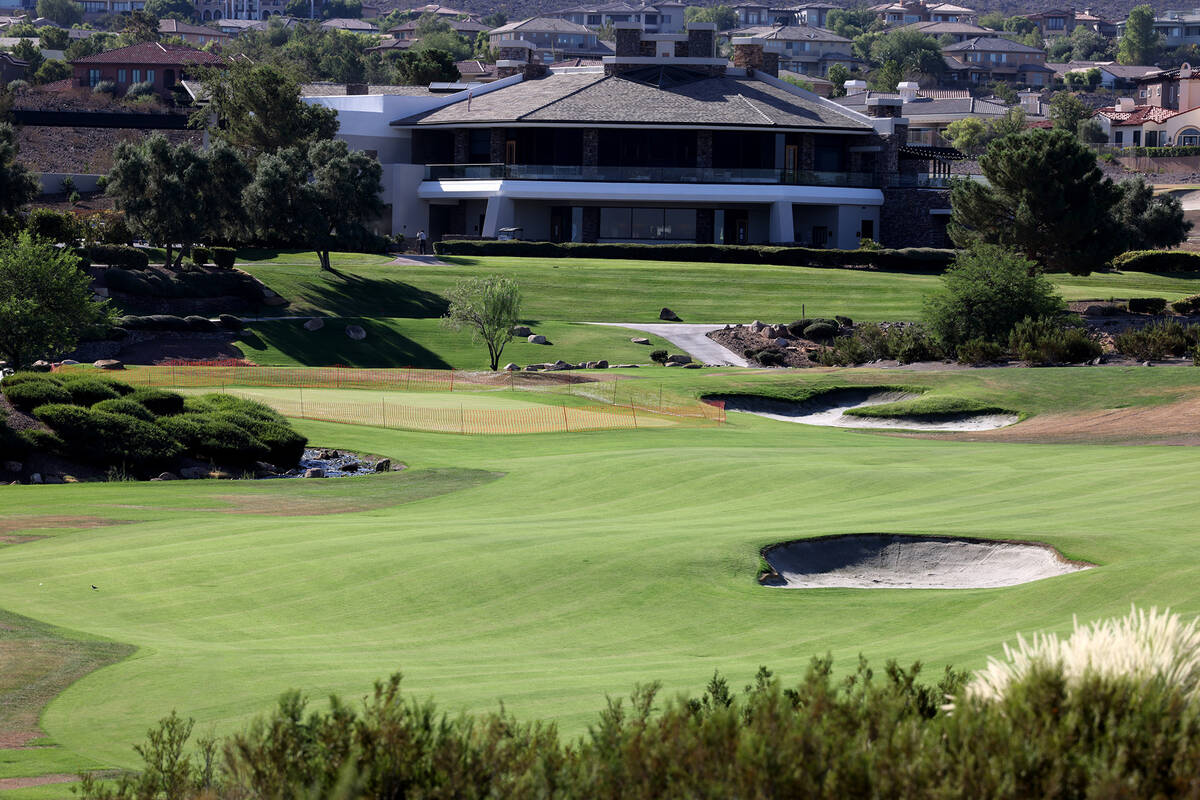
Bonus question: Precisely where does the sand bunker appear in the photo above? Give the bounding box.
[719,390,1018,432]
[761,534,1090,589]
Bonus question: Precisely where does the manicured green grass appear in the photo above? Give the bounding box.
[2,367,1200,780]
[236,252,1200,324]
[236,319,662,370]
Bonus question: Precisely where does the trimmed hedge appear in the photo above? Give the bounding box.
[185,315,217,332]
[190,247,210,268]
[1128,297,1168,314]
[211,247,237,270]
[433,240,957,272]
[86,244,150,269]
[128,387,185,416]
[105,269,261,299]
[91,397,156,422]
[1110,250,1200,273]
[218,314,244,331]
[1172,295,1200,315]
[58,378,120,406]
[33,404,182,468]
[157,413,269,467]
[2,378,72,412]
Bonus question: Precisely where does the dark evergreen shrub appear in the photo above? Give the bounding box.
[185,315,217,332]
[58,378,120,406]
[190,247,211,268]
[1128,297,1168,314]
[92,397,156,422]
[217,314,245,331]
[211,247,237,270]
[128,388,185,416]
[3,379,72,411]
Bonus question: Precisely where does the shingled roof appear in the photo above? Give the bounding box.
[392,69,873,130]
[730,23,851,42]
[943,36,1045,53]
[71,41,223,66]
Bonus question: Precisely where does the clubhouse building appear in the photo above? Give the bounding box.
[304,23,949,249]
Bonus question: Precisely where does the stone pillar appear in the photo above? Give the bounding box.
[731,41,764,71]
[453,130,468,164]
[768,201,794,244]
[615,23,643,56]
[696,208,715,243]
[582,128,599,175]
[865,97,903,118]
[687,23,715,58]
[696,131,713,169]
[490,128,505,164]
[581,207,600,242]
[800,133,814,170]
[761,48,779,78]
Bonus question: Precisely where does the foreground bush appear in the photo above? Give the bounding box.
[1008,317,1102,364]
[84,608,1200,800]
[1111,250,1200,273]
[1114,320,1200,360]
[819,324,945,366]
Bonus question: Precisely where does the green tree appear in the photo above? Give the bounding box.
[989,107,1026,139]
[107,135,251,267]
[944,117,988,153]
[924,243,1065,346]
[35,0,82,26]
[412,29,471,60]
[1049,91,1089,133]
[978,11,1006,29]
[826,63,850,96]
[10,39,44,76]
[825,6,878,39]
[34,59,71,85]
[65,33,115,60]
[684,4,736,31]
[868,29,942,81]
[393,48,459,84]
[868,60,902,91]
[1119,4,1159,65]
[480,11,505,28]
[948,128,1120,275]
[39,26,69,49]
[242,138,382,271]
[191,62,338,157]
[321,0,361,18]
[442,275,522,371]
[988,80,1017,104]
[119,10,161,44]
[1069,26,1110,61]
[284,0,311,17]
[1076,117,1106,143]
[144,0,194,19]
[1112,176,1191,251]
[0,232,113,369]
[0,123,38,219]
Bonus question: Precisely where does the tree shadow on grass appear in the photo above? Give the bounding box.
[263,272,450,319]
[238,319,452,369]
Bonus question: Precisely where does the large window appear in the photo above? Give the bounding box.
[598,208,697,241]
[1179,127,1200,146]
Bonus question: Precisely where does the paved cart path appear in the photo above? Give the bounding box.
[586,323,751,367]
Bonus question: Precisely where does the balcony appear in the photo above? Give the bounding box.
[423,163,880,188]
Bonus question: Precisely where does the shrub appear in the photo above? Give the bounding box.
[20,428,62,453]
[745,347,786,366]
[835,315,853,327]
[92,80,116,95]
[125,80,154,98]
[190,247,210,268]
[92,397,156,421]
[1172,295,1200,315]
[1114,320,1200,360]
[185,315,217,332]
[211,247,237,270]
[157,413,269,467]
[1128,297,1168,314]
[217,314,244,331]
[817,335,872,366]
[86,244,149,269]
[26,208,81,246]
[128,387,185,416]
[105,269,154,295]
[1008,317,1102,365]
[803,321,838,341]
[2,378,72,411]
[1110,250,1200,273]
[211,412,306,466]
[925,244,1065,345]
[58,377,120,406]
[956,338,1004,365]
[890,325,944,364]
[786,319,812,337]
[649,349,668,364]
[0,422,29,459]
[34,404,182,469]
[0,371,63,388]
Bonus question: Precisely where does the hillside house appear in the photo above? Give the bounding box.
[158,18,230,46]
[71,41,222,97]
[941,36,1051,86]
[0,50,27,83]
[487,18,614,61]
[729,23,858,76]
[387,16,488,40]
[874,1,975,26]
[544,2,687,34]
[1093,97,1200,146]
[1023,8,1075,37]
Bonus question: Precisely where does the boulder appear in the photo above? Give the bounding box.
[1083,304,1118,317]
[528,334,547,344]
[683,363,702,369]
[342,461,360,472]
[511,325,532,337]
[523,365,542,371]
[303,318,325,331]
[93,359,124,370]
[595,360,609,369]
[319,449,340,459]
[44,475,64,484]
[774,337,790,348]
[60,359,80,366]
[659,307,681,321]
[503,362,519,371]
[29,473,42,484]
[666,354,692,364]
[615,364,639,368]
[749,320,765,332]
[664,361,681,367]
[254,462,276,474]
[345,324,367,341]
[31,361,51,372]
[630,337,650,345]
[374,458,391,472]
[304,467,325,478]
[62,475,78,483]
[3,461,21,473]
[157,472,178,481]
[1143,361,1153,367]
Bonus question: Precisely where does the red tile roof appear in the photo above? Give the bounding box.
[1096,104,1184,126]
[72,41,223,66]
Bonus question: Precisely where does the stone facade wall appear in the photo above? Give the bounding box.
[880,187,951,248]
[732,44,763,71]
[615,27,642,56]
[761,50,779,78]
[799,132,814,170]
[688,27,714,57]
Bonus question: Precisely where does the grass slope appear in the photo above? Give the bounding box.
[1,368,1200,777]
[237,251,1200,324]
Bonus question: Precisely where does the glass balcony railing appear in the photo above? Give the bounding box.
[423,163,880,188]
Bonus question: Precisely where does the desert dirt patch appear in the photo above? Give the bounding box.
[0,773,80,790]
[0,517,130,537]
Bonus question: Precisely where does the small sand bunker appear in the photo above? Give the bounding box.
[719,390,1017,432]
[761,534,1090,589]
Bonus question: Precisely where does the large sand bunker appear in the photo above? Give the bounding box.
[761,534,1090,589]
[718,390,1018,432]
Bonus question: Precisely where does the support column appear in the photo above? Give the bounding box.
[581,207,600,242]
[582,128,599,176]
[696,131,713,168]
[482,195,515,238]
[489,129,505,164]
[769,201,794,244]
[453,130,469,164]
[696,208,715,243]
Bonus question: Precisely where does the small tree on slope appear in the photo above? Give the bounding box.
[442,275,522,371]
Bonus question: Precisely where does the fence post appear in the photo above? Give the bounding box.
[382,395,387,427]
[460,403,464,435]
[299,386,305,418]
[630,401,637,429]
[561,402,569,433]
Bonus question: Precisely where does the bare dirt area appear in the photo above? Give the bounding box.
[941,396,1200,446]
[16,126,202,175]
[115,335,247,366]
[0,774,81,790]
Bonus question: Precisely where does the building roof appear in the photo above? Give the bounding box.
[1023,7,1073,18]
[393,68,873,130]
[71,41,224,66]
[0,50,27,67]
[549,56,605,66]
[897,20,995,35]
[943,35,1045,53]
[388,17,489,32]
[366,37,413,50]
[730,23,851,42]
[1095,103,1185,125]
[456,58,497,74]
[321,17,379,31]
[399,4,473,15]
[300,82,440,95]
[876,1,976,15]
[835,89,1009,116]
[490,17,594,35]
[214,18,268,30]
[158,18,229,37]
